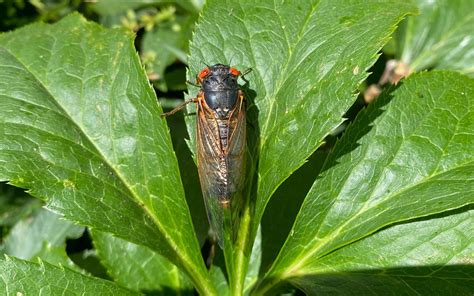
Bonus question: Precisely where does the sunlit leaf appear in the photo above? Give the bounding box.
[258,71,474,294]
[260,150,329,273]
[293,208,473,295]
[395,0,474,75]
[92,230,193,295]
[0,256,137,295]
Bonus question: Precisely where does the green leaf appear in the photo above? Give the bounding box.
[1,208,83,270]
[0,256,137,295]
[34,244,82,273]
[0,14,214,294]
[257,71,474,293]
[243,226,262,295]
[162,67,188,91]
[179,0,205,12]
[395,0,474,75]
[188,0,416,292]
[91,230,193,295]
[292,208,474,295]
[210,265,230,296]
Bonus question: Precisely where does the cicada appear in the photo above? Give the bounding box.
[162,64,251,247]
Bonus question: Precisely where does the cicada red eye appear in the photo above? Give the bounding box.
[229,67,240,76]
[198,67,210,79]
[196,67,210,84]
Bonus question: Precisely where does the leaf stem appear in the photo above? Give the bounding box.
[225,150,257,296]
[191,270,218,296]
[229,202,252,296]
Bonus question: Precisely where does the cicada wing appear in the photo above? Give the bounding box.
[196,95,246,248]
[225,96,247,236]
[196,105,227,247]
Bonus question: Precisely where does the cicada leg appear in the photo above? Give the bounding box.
[186,80,201,87]
[161,97,198,117]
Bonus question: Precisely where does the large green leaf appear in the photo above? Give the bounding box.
[395,0,474,75]
[91,230,193,295]
[0,256,137,295]
[257,71,474,293]
[1,208,83,270]
[0,14,214,294]
[292,208,474,295]
[187,0,416,292]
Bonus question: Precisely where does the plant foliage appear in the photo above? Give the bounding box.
[0,0,472,295]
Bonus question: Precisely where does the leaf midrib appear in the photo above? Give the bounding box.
[0,148,157,230]
[0,124,151,211]
[302,85,447,251]
[305,215,473,275]
[290,269,474,281]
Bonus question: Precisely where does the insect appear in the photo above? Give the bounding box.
[162,64,251,247]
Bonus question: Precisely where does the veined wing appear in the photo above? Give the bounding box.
[196,95,246,247]
[196,102,226,246]
[225,94,247,238]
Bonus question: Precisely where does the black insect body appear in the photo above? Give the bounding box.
[162,64,251,247]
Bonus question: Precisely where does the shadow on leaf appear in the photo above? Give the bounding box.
[320,83,401,176]
[288,265,474,295]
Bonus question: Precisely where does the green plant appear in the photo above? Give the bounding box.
[0,0,473,295]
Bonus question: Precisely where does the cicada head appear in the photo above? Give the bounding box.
[197,64,239,91]
[198,64,241,116]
